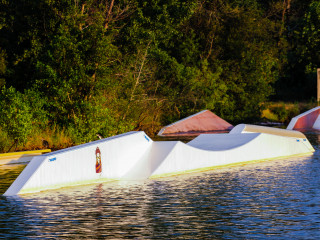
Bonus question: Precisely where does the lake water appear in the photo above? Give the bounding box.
[0,132,320,239]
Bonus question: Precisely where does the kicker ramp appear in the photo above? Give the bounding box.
[287,106,320,130]
[4,132,153,195]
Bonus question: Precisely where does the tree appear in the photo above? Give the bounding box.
[0,49,6,87]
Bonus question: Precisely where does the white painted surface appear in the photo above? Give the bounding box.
[4,125,314,196]
[149,132,313,177]
[287,117,298,130]
[187,133,258,151]
[4,131,153,195]
[231,124,305,138]
[312,114,320,130]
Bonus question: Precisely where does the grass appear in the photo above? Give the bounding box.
[261,101,318,124]
[0,125,74,153]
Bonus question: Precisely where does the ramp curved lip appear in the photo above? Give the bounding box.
[232,124,307,138]
[187,133,260,151]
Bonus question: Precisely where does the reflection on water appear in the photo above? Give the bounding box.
[0,164,26,194]
[1,133,320,239]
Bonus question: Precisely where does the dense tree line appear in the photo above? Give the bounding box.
[0,0,319,149]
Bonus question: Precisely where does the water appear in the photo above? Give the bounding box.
[1,133,320,239]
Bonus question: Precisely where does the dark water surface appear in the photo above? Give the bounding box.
[1,133,320,239]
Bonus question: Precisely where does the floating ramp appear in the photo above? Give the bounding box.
[3,124,314,196]
[287,106,320,130]
[0,149,51,165]
[158,110,233,136]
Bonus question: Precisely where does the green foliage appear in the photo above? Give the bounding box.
[0,127,9,152]
[264,102,301,124]
[66,95,135,144]
[0,87,49,150]
[0,0,319,150]
[273,0,318,101]
[184,1,281,122]
[0,49,5,87]
[301,1,320,72]
[270,104,287,122]
[0,87,33,146]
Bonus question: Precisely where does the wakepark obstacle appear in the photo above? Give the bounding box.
[3,124,314,196]
[158,110,233,136]
[0,149,51,165]
[287,106,320,131]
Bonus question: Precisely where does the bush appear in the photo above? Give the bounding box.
[0,87,33,150]
[58,93,134,144]
[0,127,9,152]
[270,104,287,122]
[265,102,304,124]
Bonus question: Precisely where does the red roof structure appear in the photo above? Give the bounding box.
[158,110,233,136]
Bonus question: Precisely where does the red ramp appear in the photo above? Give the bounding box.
[287,106,320,130]
[158,110,233,136]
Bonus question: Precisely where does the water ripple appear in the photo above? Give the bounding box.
[1,134,320,239]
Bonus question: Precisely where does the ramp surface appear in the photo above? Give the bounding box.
[287,106,320,130]
[158,110,233,136]
[3,125,314,196]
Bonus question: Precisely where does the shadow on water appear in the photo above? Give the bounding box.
[0,132,320,239]
[0,164,26,195]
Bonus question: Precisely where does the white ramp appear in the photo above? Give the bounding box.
[4,132,153,195]
[3,124,314,196]
[312,115,320,130]
[122,141,178,180]
[148,131,313,178]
